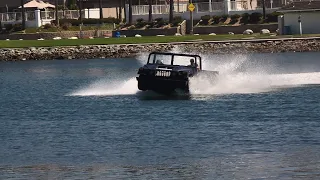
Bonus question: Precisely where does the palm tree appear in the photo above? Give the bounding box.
[119,0,123,21]
[55,0,59,26]
[129,0,133,24]
[262,0,266,21]
[169,0,173,23]
[148,0,152,22]
[21,0,25,29]
[79,0,83,22]
[99,0,103,24]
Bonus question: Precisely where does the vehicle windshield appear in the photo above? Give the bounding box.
[148,54,200,67]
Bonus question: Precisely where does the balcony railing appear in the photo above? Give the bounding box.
[196,2,225,12]
[132,3,188,15]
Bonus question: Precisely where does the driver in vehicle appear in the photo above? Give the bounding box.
[189,59,197,67]
[156,60,164,64]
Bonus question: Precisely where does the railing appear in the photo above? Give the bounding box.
[230,1,249,11]
[196,2,224,12]
[132,4,188,15]
[0,12,36,22]
[40,10,83,20]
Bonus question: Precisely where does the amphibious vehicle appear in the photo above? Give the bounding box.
[136,52,218,95]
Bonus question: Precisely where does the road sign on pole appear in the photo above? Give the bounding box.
[188,3,195,12]
[189,2,195,35]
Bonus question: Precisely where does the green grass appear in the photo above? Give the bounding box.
[1,34,320,48]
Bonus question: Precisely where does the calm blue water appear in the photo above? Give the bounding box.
[1,52,320,179]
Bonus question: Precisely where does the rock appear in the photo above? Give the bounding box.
[6,39,10,41]
[37,38,45,41]
[68,37,78,40]
[194,34,200,36]
[175,33,182,36]
[89,37,94,39]
[209,33,216,35]
[260,29,270,34]
[135,34,142,37]
[243,29,254,35]
[53,37,62,40]
[19,39,23,40]
[157,35,165,37]
[228,32,234,35]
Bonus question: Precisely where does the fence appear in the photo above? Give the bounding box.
[131,1,283,15]
[196,2,225,12]
[132,3,188,15]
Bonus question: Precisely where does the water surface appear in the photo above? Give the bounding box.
[1,52,320,179]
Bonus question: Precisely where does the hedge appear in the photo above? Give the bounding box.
[52,17,121,26]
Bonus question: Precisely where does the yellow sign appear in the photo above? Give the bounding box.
[188,3,195,12]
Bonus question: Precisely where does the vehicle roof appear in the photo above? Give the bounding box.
[149,52,201,58]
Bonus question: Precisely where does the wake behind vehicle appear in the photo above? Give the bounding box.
[136,52,219,95]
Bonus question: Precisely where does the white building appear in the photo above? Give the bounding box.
[278,1,320,34]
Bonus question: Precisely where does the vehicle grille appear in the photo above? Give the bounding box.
[155,70,171,77]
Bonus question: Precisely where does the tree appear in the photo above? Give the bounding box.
[21,0,25,29]
[169,0,173,23]
[79,0,83,22]
[68,0,78,10]
[148,0,152,22]
[262,0,266,21]
[119,0,123,21]
[99,0,103,24]
[129,0,133,24]
[55,0,59,26]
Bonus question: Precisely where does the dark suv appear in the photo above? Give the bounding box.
[136,52,218,95]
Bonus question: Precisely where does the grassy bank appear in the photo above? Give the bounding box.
[1,34,320,48]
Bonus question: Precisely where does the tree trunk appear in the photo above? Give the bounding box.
[79,0,83,22]
[148,0,152,22]
[169,0,174,23]
[99,0,103,24]
[129,0,133,24]
[262,0,266,21]
[55,0,59,26]
[21,0,25,29]
[119,0,122,21]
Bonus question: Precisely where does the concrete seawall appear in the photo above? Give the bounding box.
[1,38,320,61]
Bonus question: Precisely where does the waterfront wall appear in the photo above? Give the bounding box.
[1,38,320,61]
[0,30,113,40]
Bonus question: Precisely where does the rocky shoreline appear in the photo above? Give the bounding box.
[1,38,320,61]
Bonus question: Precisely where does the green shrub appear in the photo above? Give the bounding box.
[249,12,263,24]
[212,15,221,24]
[136,18,144,23]
[266,12,283,22]
[43,23,53,29]
[221,14,229,22]
[4,24,13,32]
[230,14,240,24]
[172,16,182,26]
[61,22,72,30]
[12,23,23,31]
[154,18,168,28]
[200,15,211,25]
[135,18,147,28]
[240,13,250,24]
[52,17,121,26]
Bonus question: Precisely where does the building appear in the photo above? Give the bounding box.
[278,1,320,34]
